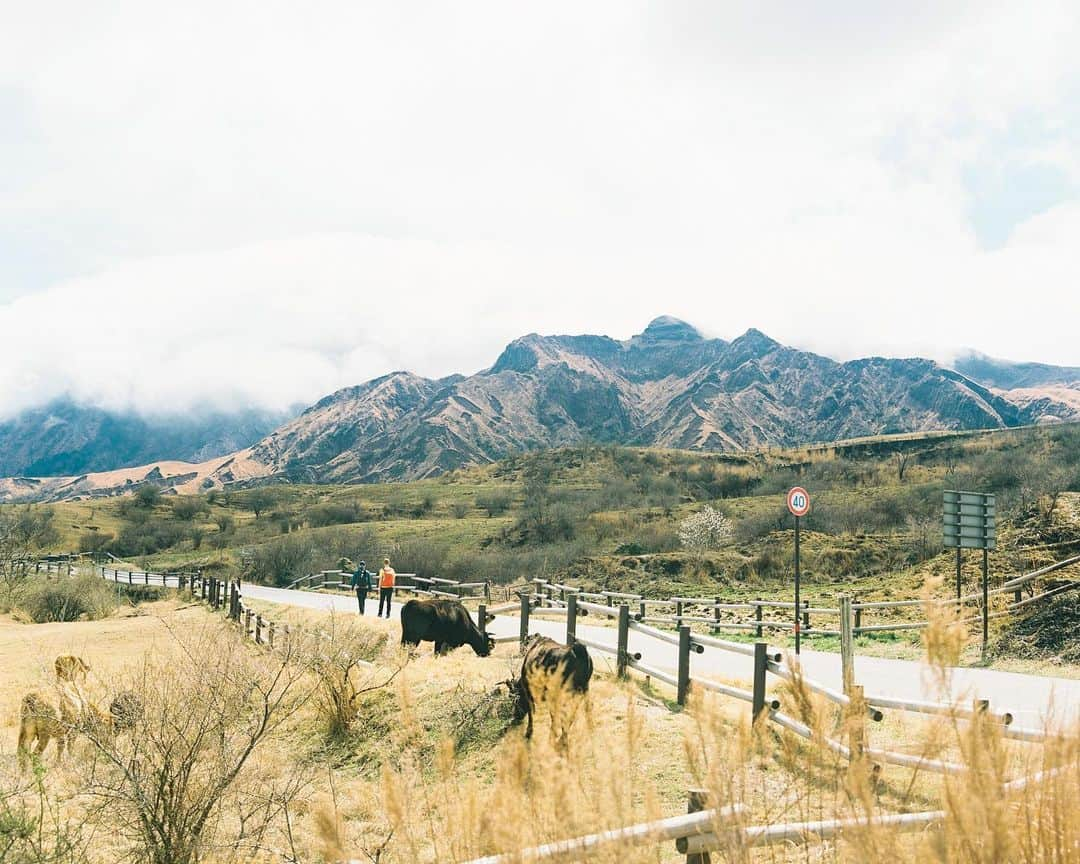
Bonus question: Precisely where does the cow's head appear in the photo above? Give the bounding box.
[55,654,90,682]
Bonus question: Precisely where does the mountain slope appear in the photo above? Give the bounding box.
[0,399,293,477]
[954,351,1080,390]
[4,317,1078,500]
[231,317,1059,484]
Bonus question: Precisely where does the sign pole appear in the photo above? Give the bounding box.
[955,547,962,602]
[982,546,989,655]
[786,487,811,657]
[794,514,801,656]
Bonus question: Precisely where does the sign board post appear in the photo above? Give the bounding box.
[943,490,995,655]
[787,487,811,655]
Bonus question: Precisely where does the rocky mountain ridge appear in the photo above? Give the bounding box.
[2,317,1078,501]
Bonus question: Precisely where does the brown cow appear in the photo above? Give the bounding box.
[17,693,64,770]
[513,636,593,745]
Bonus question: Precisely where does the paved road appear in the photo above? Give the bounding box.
[240,583,1080,728]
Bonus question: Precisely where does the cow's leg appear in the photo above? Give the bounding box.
[17,724,34,772]
[434,641,445,656]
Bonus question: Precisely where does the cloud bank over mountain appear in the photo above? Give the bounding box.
[2,1,1079,417]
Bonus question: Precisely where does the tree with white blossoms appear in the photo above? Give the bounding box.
[678,506,734,552]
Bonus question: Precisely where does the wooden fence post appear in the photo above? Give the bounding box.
[853,604,862,633]
[129,570,134,586]
[566,594,578,645]
[617,604,630,679]
[839,595,854,695]
[752,642,768,721]
[639,599,646,621]
[677,626,692,706]
[255,615,263,645]
[484,581,491,601]
[849,684,866,761]
[268,622,275,649]
[675,600,684,628]
[713,597,721,632]
[754,600,763,639]
[244,608,252,637]
[802,599,810,633]
[685,789,711,864]
[144,570,149,586]
[478,603,488,643]
[518,593,530,649]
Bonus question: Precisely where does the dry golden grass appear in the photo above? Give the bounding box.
[1,599,1078,863]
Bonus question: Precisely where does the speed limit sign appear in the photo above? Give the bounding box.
[787,486,811,517]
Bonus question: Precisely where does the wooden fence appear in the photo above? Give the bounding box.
[525,554,1080,638]
[285,569,491,600]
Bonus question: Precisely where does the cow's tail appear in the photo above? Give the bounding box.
[570,642,593,693]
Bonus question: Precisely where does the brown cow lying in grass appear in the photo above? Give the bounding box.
[513,635,593,746]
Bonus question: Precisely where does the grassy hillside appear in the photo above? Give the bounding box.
[8,424,1080,639]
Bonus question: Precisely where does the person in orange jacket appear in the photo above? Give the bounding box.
[377,558,396,618]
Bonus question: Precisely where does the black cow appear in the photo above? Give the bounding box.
[514,635,593,742]
[400,598,495,657]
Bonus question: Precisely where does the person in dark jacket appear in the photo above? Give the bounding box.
[350,561,373,615]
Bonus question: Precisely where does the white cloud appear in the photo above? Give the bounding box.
[0,1,1078,418]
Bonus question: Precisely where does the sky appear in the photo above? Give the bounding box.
[1,1,1079,418]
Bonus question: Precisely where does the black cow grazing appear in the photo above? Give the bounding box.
[400,599,495,657]
[514,635,593,743]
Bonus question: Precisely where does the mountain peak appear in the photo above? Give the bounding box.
[639,316,702,343]
[731,328,780,353]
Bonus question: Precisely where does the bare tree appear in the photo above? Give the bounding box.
[0,507,58,600]
[83,621,316,864]
[892,451,910,482]
[1037,466,1071,525]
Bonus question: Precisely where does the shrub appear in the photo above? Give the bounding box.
[307,502,366,528]
[450,501,471,519]
[678,506,734,551]
[476,489,513,517]
[303,615,392,738]
[250,526,381,586]
[134,484,162,508]
[170,497,209,521]
[78,529,114,556]
[20,574,119,623]
[82,623,312,864]
[112,520,189,557]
